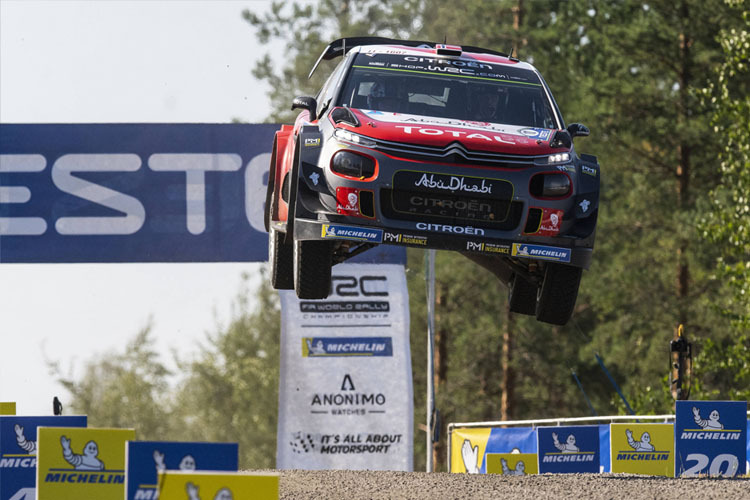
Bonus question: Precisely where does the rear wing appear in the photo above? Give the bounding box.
[308,37,513,79]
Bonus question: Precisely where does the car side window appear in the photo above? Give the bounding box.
[316,56,349,118]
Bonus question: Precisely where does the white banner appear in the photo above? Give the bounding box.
[276,263,413,471]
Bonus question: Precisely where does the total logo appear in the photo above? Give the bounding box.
[395,126,515,144]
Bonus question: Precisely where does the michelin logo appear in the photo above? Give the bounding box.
[43,434,124,485]
[615,429,669,461]
[542,432,595,463]
[680,406,742,440]
[0,424,39,468]
[304,337,393,357]
[512,243,571,263]
[61,435,104,470]
[321,224,383,242]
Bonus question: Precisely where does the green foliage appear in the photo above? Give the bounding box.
[51,323,174,440]
[171,270,280,469]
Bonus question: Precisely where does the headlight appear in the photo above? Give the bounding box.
[547,153,570,164]
[331,151,376,179]
[333,128,377,147]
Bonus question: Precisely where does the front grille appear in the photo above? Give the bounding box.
[371,138,543,168]
[381,188,524,230]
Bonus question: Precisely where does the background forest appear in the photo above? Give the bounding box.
[54,0,749,471]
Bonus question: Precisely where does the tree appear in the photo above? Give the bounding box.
[171,270,281,469]
[51,322,174,440]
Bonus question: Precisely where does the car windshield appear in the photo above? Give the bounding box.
[336,51,559,129]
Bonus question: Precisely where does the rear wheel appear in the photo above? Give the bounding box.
[293,239,333,299]
[535,263,582,325]
[508,273,537,316]
[269,227,293,290]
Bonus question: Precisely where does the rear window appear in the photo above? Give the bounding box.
[336,52,558,129]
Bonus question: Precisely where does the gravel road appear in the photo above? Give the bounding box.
[273,470,750,499]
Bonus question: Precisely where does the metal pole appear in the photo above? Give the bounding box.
[426,249,436,472]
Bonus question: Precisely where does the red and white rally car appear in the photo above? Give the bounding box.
[264,37,599,325]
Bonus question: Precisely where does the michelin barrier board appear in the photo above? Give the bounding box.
[451,426,536,474]
[0,404,15,416]
[610,423,674,476]
[0,416,86,500]
[125,441,239,500]
[36,426,135,500]
[158,470,279,500]
[276,263,413,471]
[675,400,747,477]
[0,124,276,263]
[537,425,600,474]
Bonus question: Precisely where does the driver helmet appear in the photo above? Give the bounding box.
[367,79,396,111]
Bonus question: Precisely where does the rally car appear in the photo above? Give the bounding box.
[264,37,599,325]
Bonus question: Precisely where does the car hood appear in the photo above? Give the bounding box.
[338,108,567,156]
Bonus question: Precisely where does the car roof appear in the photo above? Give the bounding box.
[309,37,538,78]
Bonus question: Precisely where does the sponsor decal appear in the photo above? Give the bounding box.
[610,423,674,476]
[336,187,360,216]
[299,274,392,321]
[530,208,564,237]
[302,337,393,357]
[304,137,321,147]
[512,243,571,262]
[157,471,279,500]
[579,199,591,213]
[465,241,510,255]
[675,401,747,477]
[384,232,429,246]
[290,431,404,456]
[395,125,516,144]
[414,173,493,195]
[309,172,320,186]
[485,453,538,475]
[37,427,135,500]
[581,164,598,177]
[556,164,575,173]
[321,224,383,242]
[416,223,485,236]
[518,128,552,141]
[537,426,600,474]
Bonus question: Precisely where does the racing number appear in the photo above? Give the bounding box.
[682,453,739,477]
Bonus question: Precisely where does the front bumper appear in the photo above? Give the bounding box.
[290,218,594,269]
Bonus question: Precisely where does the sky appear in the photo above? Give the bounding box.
[0,0,286,416]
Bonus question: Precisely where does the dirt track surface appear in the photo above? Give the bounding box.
[273,470,750,499]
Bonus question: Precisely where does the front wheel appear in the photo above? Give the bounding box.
[293,239,333,299]
[535,263,582,326]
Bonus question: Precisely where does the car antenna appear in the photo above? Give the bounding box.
[443,35,447,44]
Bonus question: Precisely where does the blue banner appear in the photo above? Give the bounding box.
[125,441,238,500]
[537,425,600,474]
[0,415,87,500]
[0,124,276,263]
[675,401,747,477]
[0,124,406,265]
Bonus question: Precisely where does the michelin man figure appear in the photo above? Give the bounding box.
[501,458,526,476]
[693,407,723,429]
[625,429,655,452]
[552,432,579,453]
[154,450,197,473]
[14,424,36,454]
[186,483,233,500]
[306,339,327,355]
[61,436,105,470]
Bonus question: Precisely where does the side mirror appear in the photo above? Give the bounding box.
[550,129,572,149]
[567,123,590,138]
[292,96,317,119]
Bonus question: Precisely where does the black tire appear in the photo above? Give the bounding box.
[535,263,582,326]
[293,239,333,299]
[269,227,294,290]
[508,273,537,316]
